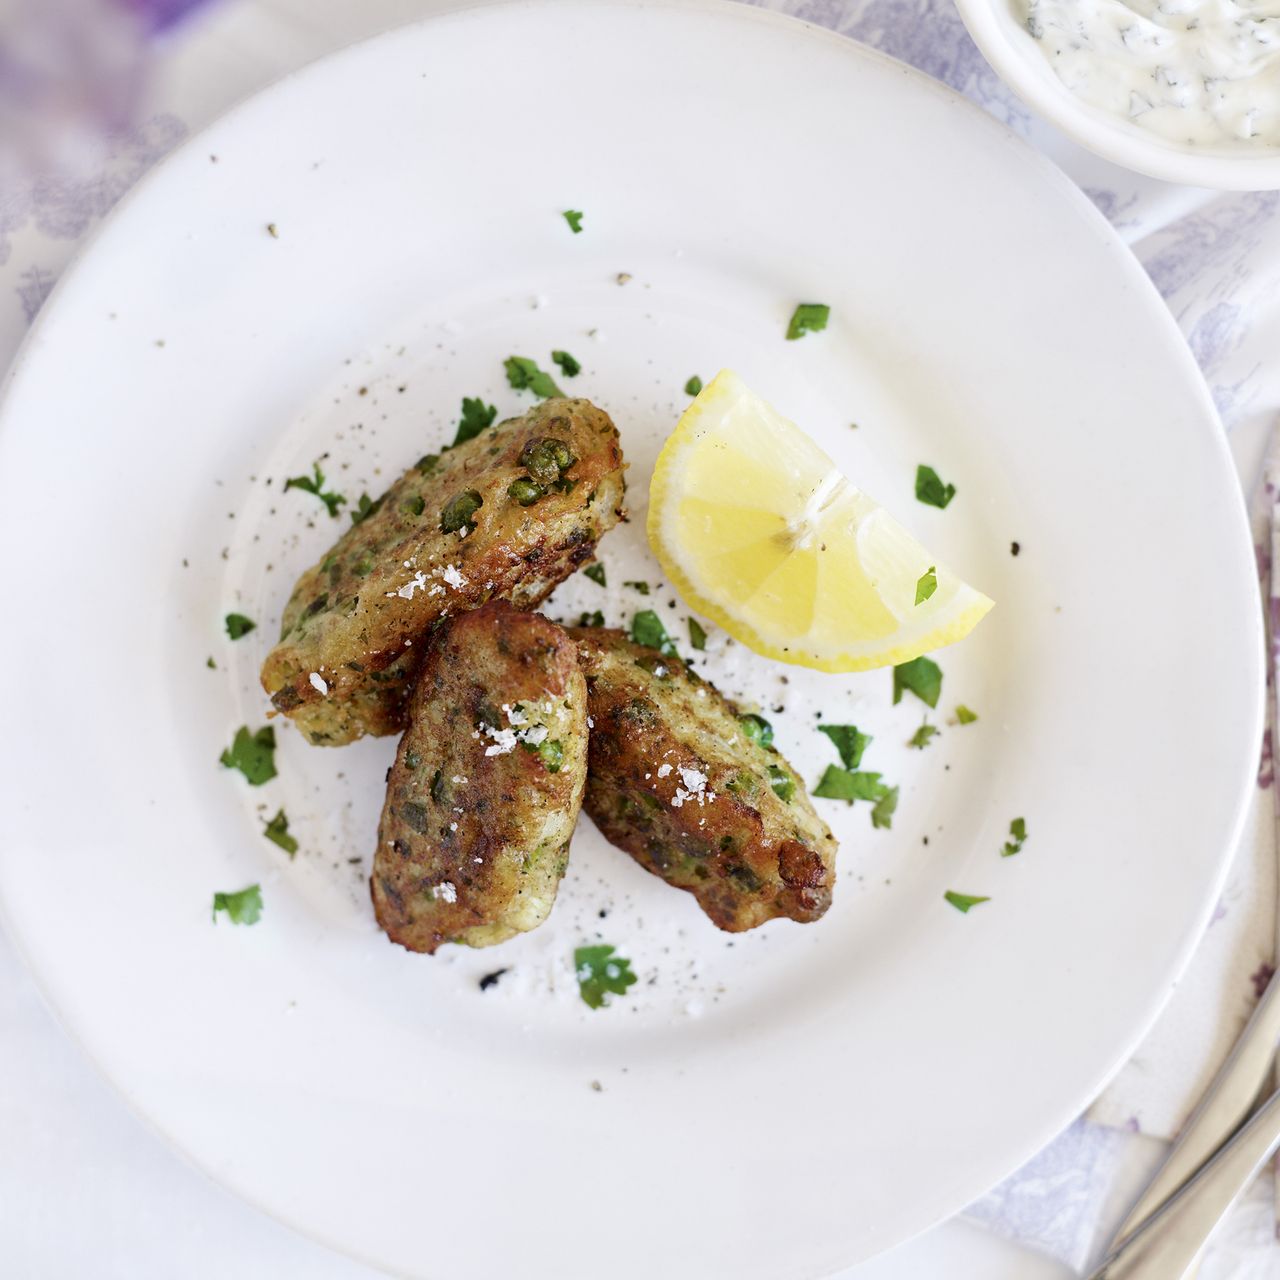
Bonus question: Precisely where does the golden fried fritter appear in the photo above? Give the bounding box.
[372,601,587,954]
[262,399,625,745]
[572,628,836,931]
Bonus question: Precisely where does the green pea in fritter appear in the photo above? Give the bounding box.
[261,398,625,745]
[372,601,587,954]
[571,627,837,931]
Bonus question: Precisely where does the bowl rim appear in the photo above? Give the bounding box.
[954,0,1280,190]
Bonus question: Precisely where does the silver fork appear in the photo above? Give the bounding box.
[1085,968,1280,1277]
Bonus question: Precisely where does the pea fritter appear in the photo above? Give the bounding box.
[572,627,837,931]
[372,601,588,954]
[262,398,625,745]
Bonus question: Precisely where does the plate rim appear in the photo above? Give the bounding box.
[0,0,1265,1273]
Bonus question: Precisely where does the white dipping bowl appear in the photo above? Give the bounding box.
[955,0,1280,189]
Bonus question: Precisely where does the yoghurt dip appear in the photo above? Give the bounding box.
[1018,0,1280,147]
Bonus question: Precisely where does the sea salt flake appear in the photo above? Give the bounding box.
[309,672,328,695]
[390,570,430,600]
[442,563,467,590]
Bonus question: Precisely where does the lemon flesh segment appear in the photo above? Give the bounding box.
[647,369,994,672]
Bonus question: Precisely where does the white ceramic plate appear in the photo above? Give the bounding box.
[0,3,1262,1276]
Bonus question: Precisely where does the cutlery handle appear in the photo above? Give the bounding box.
[1087,1084,1280,1279]
[1112,968,1280,1245]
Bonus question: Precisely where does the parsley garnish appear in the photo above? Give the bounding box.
[955,705,978,725]
[813,766,887,803]
[551,350,581,377]
[578,610,604,627]
[813,766,898,828]
[225,613,256,640]
[563,209,584,234]
[688,617,708,650]
[453,396,498,447]
[349,492,383,525]
[583,562,607,587]
[818,724,870,769]
[206,656,216,669]
[944,891,990,914]
[915,566,937,605]
[219,726,277,785]
[871,786,899,829]
[1002,817,1028,857]
[504,356,563,399]
[284,462,346,518]
[894,655,942,709]
[623,580,650,595]
[212,884,263,925]
[684,375,703,396]
[630,609,677,657]
[909,722,938,750]
[263,809,298,856]
[574,944,636,1008]
[739,713,773,748]
[786,302,830,340]
[915,465,956,509]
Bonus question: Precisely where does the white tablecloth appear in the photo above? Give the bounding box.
[4,1,1280,1275]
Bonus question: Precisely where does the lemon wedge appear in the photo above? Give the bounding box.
[647,370,993,672]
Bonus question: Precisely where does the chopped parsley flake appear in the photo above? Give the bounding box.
[212,884,263,925]
[945,891,990,914]
[206,656,216,669]
[786,302,830,340]
[909,722,939,750]
[551,350,581,377]
[583,562,607,587]
[284,462,346,518]
[578,610,604,627]
[504,356,563,399]
[574,944,637,1009]
[894,655,942,709]
[818,724,870,769]
[1002,817,1028,857]
[562,209,584,234]
[536,739,564,773]
[871,785,899,829]
[915,566,937,605]
[813,766,886,803]
[623,580,650,595]
[630,609,677,657]
[955,705,979,725]
[224,613,256,640]
[219,725,277,785]
[349,492,383,525]
[453,396,498,446]
[263,809,298,856]
[684,375,703,396]
[688,617,708,650]
[813,765,898,828]
[916,465,956,509]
